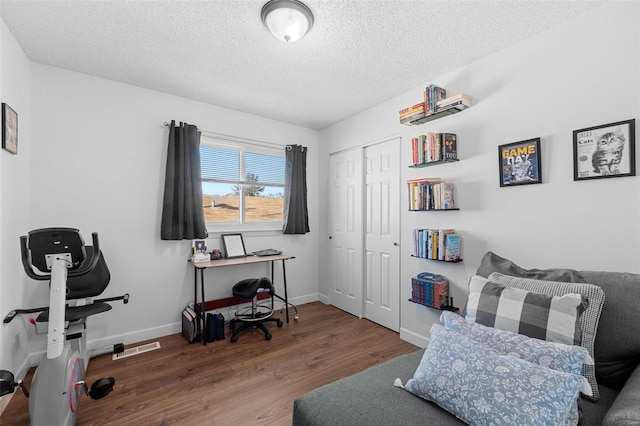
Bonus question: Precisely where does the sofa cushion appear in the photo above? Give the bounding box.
[580,270,640,389]
[476,251,640,390]
[476,251,586,283]
[441,311,592,379]
[293,347,617,426]
[466,275,586,346]
[488,271,604,401]
[602,362,640,425]
[405,325,584,426]
[292,349,466,426]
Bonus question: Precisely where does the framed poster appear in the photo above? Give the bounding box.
[220,233,246,258]
[498,138,542,187]
[573,119,636,181]
[2,103,18,154]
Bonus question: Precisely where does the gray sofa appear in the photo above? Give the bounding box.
[293,253,640,425]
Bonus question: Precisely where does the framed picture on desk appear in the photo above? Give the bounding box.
[221,233,247,258]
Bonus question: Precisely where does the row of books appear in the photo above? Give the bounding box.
[411,133,458,165]
[411,272,450,309]
[412,228,461,261]
[398,84,471,126]
[407,178,455,210]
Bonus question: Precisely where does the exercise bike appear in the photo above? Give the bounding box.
[0,228,129,425]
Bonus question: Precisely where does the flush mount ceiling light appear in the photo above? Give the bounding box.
[261,0,314,43]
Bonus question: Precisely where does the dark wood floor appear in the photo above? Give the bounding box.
[1,302,418,425]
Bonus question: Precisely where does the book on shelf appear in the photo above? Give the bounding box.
[442,133,457,160]
[399,102,425,116]
[436,93,471,109]
[407,177,442,183]
[444,234,461,261]
[440,183,455,209]
[407,181,455,210]
[424,84,447,115]
[410,132,457,165]
[411,272,450,308]
[400,110,425,125]
[438,229,456,260]
[413,228,460,262]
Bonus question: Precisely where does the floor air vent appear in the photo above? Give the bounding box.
[112,341,161,360]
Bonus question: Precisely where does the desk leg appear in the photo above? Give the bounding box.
[282,259,289,323]
[200,268,206,345]
[194,267,197,314]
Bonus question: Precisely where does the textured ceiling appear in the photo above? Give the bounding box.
[0,0,605,130]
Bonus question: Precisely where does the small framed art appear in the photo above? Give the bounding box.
[220,233,247,259]
[2,103,18,154]
[498,138,542,187]
[573,119,636,181]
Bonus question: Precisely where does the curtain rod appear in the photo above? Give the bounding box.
[163,122,285,150]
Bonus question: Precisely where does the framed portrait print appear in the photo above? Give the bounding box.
[498,138,542,187]
[220,233,247,259]
[2,103,18,154]
[573,119,636,181]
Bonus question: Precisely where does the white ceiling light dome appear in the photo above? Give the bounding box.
[261,0,314,43]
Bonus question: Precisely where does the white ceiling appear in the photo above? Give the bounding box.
[0,0,605,130]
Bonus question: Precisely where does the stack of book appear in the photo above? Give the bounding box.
[411,272,450,309]
[407,178,455,210]
[436,93,471,112]
[399,102,425,125]
[424,84,447,115]
[412,228,461,261]
[411,133,457,165]
[398,85,471,126]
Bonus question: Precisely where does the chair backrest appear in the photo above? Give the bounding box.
[27,228,86,273]
[66,247,111,299]
[21,227,111,299]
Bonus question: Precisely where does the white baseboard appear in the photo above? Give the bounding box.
[87,322,182,358]
[85,293,322,357]
[316,293,329,304]
[399,327,429,348]
[7,292,325,386]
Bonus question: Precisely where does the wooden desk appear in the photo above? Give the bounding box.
[192,254,295,345]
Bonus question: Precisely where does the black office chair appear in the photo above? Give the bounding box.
[229,277,283,342]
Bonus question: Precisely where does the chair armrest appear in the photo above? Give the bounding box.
[604,361,640,425]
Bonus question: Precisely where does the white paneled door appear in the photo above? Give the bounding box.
[328,138,400,331]
[329,148,363,318]
[363,139,400,331]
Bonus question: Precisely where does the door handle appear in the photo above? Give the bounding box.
[329,236,332,239]
[393,242,399,246]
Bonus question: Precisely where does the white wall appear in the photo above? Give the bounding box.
[319,2,640,346]
[8,65,319,362]
[0,17,32,397]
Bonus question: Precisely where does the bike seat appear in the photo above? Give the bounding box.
[35,302,112,323]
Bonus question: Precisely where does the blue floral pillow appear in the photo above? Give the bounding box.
[441,311,592,389]
[404,325,583,426]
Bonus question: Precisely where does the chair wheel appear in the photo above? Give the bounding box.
[265,333,272,340]
[230,335,238,343]
[277,320,283,327]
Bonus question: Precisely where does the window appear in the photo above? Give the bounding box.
[200,135,285,230]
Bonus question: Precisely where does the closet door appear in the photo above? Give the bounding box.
[328,148,363,318]
[363,138,400,331]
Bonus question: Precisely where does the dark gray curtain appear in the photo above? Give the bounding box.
[283,145,310,234]
[160,120,208,240]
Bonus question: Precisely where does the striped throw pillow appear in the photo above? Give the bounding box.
[466,275,587,346]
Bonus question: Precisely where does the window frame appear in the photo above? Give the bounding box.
[200,134,286,233]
